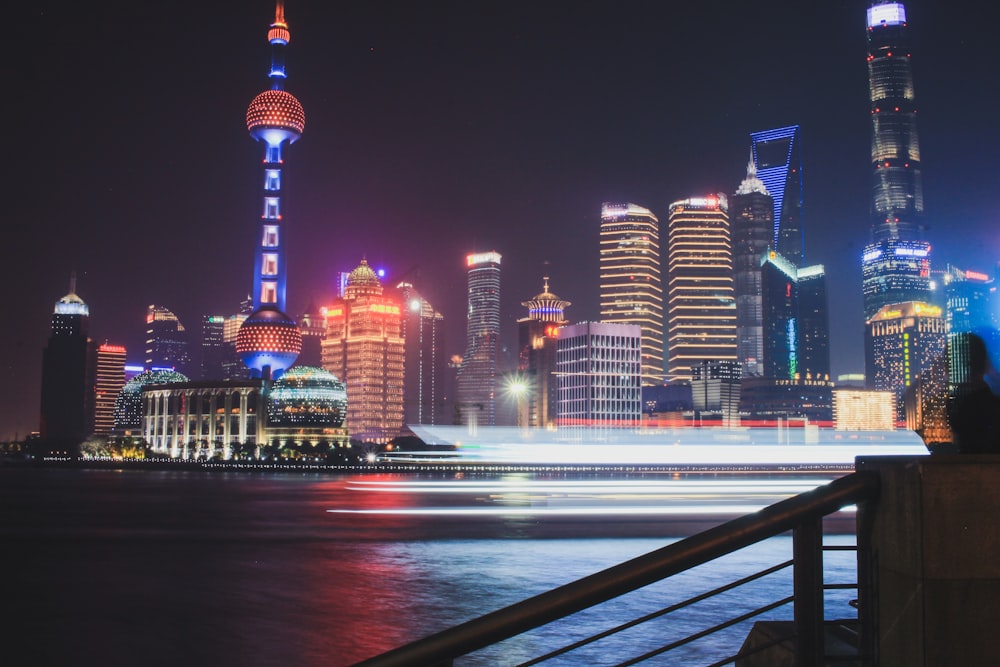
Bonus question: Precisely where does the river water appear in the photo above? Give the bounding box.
[0,467,858,666]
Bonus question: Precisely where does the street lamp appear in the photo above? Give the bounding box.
[504,374,530,428]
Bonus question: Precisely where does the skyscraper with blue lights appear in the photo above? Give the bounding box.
[236,0,304,379]
[750,125,804,266]
[862,1,931,321]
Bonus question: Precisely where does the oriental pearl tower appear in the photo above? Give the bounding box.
[236,0,304,380]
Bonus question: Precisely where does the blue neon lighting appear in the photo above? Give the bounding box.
[750,125,799,248]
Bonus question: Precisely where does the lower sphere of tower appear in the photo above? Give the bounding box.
[236,307,303,379]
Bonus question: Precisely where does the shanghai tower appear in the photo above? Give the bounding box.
[861,1,931,320]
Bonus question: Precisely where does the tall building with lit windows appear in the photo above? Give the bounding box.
[398,282,445,426]
[518,277,571,428]
[40,277,95,447]
[730,156,774,378]
[236,0,303,380]
[93,342,126,435]
[599,203,663,385]
[321,259,405,443]
[865,301,945,423]
[556,322,641,428]
[750,125,804,265]
[666,196,737,382]
[145,305,190,375]
[862,1,931,320]
[456,251,502,426]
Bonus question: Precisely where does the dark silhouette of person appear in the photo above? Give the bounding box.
[948,332,1000,454]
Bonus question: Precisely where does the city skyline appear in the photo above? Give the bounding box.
[6,0,999,439]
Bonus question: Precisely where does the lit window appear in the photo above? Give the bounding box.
[264,198,280,219]
[262,253,279,276]
[261,282,278,304]
[262,225,279,247]
[265,169,281,191]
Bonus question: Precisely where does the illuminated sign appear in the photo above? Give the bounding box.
[913,303,941,317]
[862,249,882,262]
[867,3,906,28]
[544,325,560,338]
[965,270,990,282]
[894,246,928,257]
[98,344,127,353]
[467,251,502,267]
[369,304,400,315]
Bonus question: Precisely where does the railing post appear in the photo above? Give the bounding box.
[793,517,824,666]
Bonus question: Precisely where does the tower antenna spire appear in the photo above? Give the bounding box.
[274,0,286,26]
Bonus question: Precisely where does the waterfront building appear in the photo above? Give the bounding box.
[456,251,502,426]
[942,267,997,390]
[39,277,95,447]
[200,315,229,380]
[556,322,641,428]
[865,301,946,424]
[760,252,831,382]
[517,277,571,429]
[862,1,932,320]
[666,195,737,382]
[730,156,774,378]
[833,389,895,430]
[398,282,446,426]
[599,203,664,385]
[690,359,741,427]
[145,305,191,376]
[114,369,189,434]
[93,342,126,435]
[236,0,304,379]
[750,125,804,265]
[264,366,349,452]
[321,259,405,443]
[740,377,834,426]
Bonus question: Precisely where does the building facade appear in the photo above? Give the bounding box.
[556,322,642,428]
[666,196,737,381]
[321,260,405,443]
[517,277,571,429]
[599,202,664,385]
[865,301,946,423]
[456,251,502,426]
[691,359,741,427]
[93,343,126,435]
[730,157,774,378]
[750,125,804,265]
[398,281,446,426]
[145,305,191,375]
[39,279,95,447]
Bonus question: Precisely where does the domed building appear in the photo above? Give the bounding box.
[114,369,189,432]
[265,366,349,451]
[321,259,405,443]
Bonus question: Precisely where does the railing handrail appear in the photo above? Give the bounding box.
[352,471,879,667]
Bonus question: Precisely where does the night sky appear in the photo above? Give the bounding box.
[5,0,999,440]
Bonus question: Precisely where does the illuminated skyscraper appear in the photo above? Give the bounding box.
[750,125,804,265]
[666,196,737,382]
[862,1,931,320]
[39,276,95,447]
[556,322,641,428]
[599,203,663,385]
[865,301,945,423]
[760,252,831,381]
[518,277,571,428]
[398,282,446,426]
[145,305,190,375]
[93,342,126,435]
[236,1,303,379]
[730,156,774,378]
[321,260,405,443]
[456,251,502,426]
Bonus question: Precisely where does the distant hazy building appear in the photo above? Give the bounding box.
[114,369,189,434]
[40,279,95,447]
[666,195,737,381]
[730,157,774,378]
[517,277,571,428]
[456,251,502,426]
[556,322,641,428]
[599,203,664,385]
[145,305,191,375]
[760,252,831,381]
[93,342,126,435]
[865,301,946,423]
[740,377,834,425]
[297,302,327,368]
[321,259,405,443]
[398,281,446,426]
[833,389,895,430]
[750,125,804,265]
[943,267,997,391]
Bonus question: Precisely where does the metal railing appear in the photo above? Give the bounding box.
[353,471,880,667]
